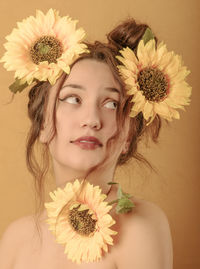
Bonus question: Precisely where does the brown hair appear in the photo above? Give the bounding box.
[26,18,162,226]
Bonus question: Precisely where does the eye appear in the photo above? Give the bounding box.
[104,100,118,109]
[59,95,81,104]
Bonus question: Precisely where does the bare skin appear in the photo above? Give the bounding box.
[0,192,173,268]
[0,60,173,268]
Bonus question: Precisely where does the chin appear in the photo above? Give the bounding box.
[69,159,102,172]
[50,143,107,175]
[54,155,104,174]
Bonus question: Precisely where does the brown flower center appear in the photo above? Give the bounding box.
[137,67,168,102]
[68,204,97,236]
[30,36,63,64]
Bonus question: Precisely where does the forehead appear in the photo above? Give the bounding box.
[63,59,121,90]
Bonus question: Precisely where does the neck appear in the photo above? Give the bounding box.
[52,159,118,196]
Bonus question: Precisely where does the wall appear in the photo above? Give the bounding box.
[0,0,199,268]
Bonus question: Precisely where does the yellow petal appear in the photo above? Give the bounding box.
[143,101,154,120]
[45,179,117,264]
[1,9,88,87]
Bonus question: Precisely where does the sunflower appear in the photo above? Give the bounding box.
[45,179,117,264]
[116,38,192,125]
[0,9,88,91]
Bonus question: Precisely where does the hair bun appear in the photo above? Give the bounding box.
[107,19,153,51]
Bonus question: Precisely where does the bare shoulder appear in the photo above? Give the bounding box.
[0,215,36,268]
[115,197,173,269]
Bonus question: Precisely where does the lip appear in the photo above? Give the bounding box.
[72,136,102,150]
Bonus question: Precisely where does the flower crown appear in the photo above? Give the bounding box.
[1,10,192,125]
[116,28,192,125]
[0,9,88,93]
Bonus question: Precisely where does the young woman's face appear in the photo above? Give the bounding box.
[41,59,130,174]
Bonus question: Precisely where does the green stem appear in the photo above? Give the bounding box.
[108,199,119,205]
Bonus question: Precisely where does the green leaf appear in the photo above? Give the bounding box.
[116,206,132,214]
[116,197,135,214]
[142,27,155,45]
[117,185,133,200]
[118,198,134,207]
[9,79,28,94]
[123,193,133,199]
[107,182,118,185]
[115,184,135,214]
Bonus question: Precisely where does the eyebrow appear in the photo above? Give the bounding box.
[60,84,121,94]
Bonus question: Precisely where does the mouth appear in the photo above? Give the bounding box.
[70,136,103,150]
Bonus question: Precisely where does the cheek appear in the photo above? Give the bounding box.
[109,121,118,136]
[102,111,118,132]
[55,106,76,136]
[109,118,130,153]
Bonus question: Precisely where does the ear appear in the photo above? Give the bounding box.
[121,117,131,154]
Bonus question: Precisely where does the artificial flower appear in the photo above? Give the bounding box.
[0,9,88,92]
[45,179,117,264]
[116,32,192,125]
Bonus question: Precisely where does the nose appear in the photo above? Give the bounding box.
[80,105,102,130]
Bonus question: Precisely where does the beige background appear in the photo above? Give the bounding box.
[0,0,199,268]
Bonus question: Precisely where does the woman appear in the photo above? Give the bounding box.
[0,9,191,268]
